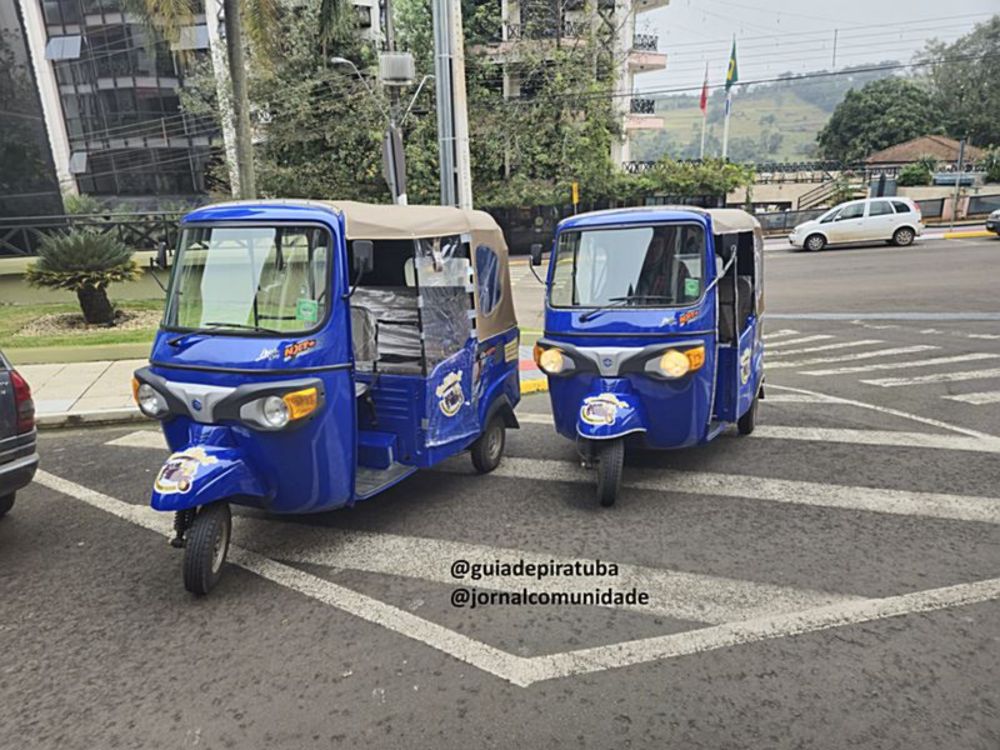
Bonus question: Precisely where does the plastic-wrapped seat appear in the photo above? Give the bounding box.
[717,275,754,344]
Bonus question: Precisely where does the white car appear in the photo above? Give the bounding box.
[788,197,924,251]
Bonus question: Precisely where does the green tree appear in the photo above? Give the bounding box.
[816,78,939,163]
[896,162,932,187]
[919,16,1000,147]
[26,231,140,324]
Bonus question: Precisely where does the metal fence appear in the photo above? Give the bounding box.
[915,198,944,220]
[968,194,1000,216]
[0,212,182,257]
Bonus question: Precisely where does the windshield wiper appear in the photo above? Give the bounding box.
[168,321,282,346]
[579,294,674,323]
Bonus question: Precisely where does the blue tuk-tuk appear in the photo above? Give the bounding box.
[133,200,520,593]
[530,206,764,507]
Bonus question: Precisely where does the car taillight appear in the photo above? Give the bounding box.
[10,370,35,433]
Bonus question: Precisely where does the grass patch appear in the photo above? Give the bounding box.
[0,299,164,349]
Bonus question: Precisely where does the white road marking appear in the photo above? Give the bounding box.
[767,339,883,357]
[33,466,1000,688]
[752,426,1000,454]
[526,577,1000,684]
[763,329,799,340]
[943,391,1000,405]
[240,520,857,624]
[801,352,1000,376]
[106,430,167,450]
[967,333,1000,340]
[466,457,1000,525]
[862,368,1000,388]
[766,345,939,370]
[757,393,840,403]
[766,383,998,441]
[766,335,834,349]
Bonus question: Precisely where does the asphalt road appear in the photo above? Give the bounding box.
[2,235,999,749]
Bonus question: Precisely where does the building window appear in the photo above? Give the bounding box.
[44,35,83,60]
[475,244,502,316]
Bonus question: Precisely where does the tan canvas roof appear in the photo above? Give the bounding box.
[321,200,502,240]
[704,208,760,234]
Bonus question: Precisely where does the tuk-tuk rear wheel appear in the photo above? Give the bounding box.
[738,388,760,436]
[471,415,506,474]
[596,439,624,508]
[183,502,232,595]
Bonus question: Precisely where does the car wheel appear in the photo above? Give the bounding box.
[470,415,505,474]
[804,233,826,252]
[0,493,14,518]
[893,227,915,246]
[183,502,232,595]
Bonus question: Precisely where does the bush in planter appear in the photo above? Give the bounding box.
[25,230,140,324]
[897,162,933,187]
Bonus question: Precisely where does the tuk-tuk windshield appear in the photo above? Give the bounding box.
[550,223,705,309]
[165,225,330,334]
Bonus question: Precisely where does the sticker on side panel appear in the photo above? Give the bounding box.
[436,371,465,417]
[580,393,629,426]
[154,447,218,495]
[740,346,752,384]
[679,310,698,326]
[504,339,519,363]
[283,339,317,362]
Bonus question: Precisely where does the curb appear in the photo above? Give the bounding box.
[36,379,551,430]
[36,408,148,430]
[942,230,995,240]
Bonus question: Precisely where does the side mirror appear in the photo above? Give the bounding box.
[530,243,543,267]
[155,240,169,270]
[352,240,374,275]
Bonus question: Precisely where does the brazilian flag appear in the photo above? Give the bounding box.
[725,39,739,92]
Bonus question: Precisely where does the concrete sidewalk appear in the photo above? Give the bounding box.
[20,354,547,429]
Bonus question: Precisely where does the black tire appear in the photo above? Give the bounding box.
[804,233,826,252]
[183,502,232,595]
[470,415,505,474]
[893,226,915,246]
[596,439,625,508]
[0,493,13,518]
[738,388,760,435]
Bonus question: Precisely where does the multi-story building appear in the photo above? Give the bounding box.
[13,0,382,203]
[481,0,667,165]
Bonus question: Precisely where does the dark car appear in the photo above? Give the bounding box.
[986,209,1000,236]
[0,350,38,516]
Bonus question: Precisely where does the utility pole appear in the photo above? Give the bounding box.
[432,0,473,208]
[831,29,838,68]
[382,0,407,204]
[950,137,966,231]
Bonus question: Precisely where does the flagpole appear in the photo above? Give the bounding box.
[699,62,708,160]
[721,92,731,159]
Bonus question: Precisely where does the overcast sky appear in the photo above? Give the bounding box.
[635,0,999,96]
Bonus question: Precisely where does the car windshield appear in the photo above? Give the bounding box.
[550,223,705,308]
[164,225,330,334]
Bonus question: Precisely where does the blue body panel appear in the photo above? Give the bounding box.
[543,207,759,451]
[147,202,519,514]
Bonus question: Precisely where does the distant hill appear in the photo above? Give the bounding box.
[631,62,903,163]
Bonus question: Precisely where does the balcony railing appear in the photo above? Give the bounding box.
[504,19,589,41]
[632,33,658,52]
[629,97,655,115]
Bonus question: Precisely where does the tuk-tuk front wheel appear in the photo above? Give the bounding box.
[183,502,232,595]
[471,415,506,474]
[596,439,624,508]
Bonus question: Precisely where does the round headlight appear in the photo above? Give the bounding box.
[136,382,167,417]
[658,349,691,379]
[262,395,290,428]
[538,348,566,375]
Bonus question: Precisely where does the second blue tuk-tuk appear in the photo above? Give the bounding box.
[530,206,764,507]
[133,200,520,593]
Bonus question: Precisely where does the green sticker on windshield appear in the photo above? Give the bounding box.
[296,298,319,323]
[684,278,700,297]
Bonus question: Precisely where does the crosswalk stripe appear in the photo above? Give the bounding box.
[801,352,1000,377]
[967,333,1000,340]
[106,430,166,450]
[766,345,938,370]
[763,329,799,340]
[239,520,858,624]
[766,335,834,349]
[943,391,1000,405]
[752,426,1000,454]
[862,368,1000,388]
[767,339,883,357]
[459,457,1000,525]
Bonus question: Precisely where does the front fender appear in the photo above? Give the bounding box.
[576,384,647,440]
[151,444,269,512]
